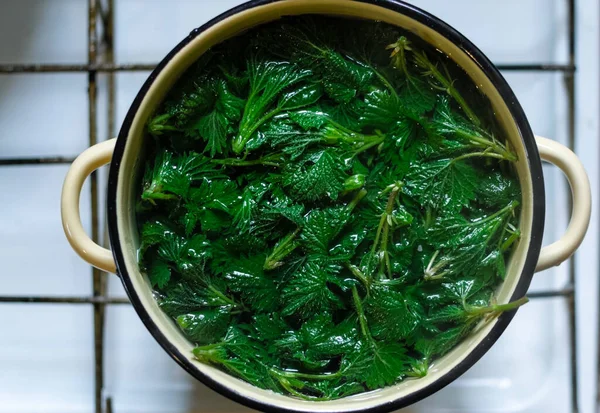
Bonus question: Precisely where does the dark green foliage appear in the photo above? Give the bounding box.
[282,149,349,202]
[137,16,525,401]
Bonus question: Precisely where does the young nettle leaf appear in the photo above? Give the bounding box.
[191,80,245,157]
[149,72,217,135]
[194,110,229,157]
[193,327,281,391]
[430,97,517,161]
[139,219,174,255]
[250,313,288,342]
[476,171,522,208]
[224,255,279,312]
[289,108,330,130]
[232,181,271,233]
[156,232,212,272]
[361,89,400,130]
[264,111,385,161]
[176,307,231,345]
[300,206,352,253]
[399,76,437,119]
[159,280,237,317]
[142,152,226,201]
[309,318,359,357]
[346,287,412,389]
[366,283,424,341]
[148,257,171,289]
[412,50,479,127]
[263,120,324,160]
[385,37,437,119]
[271,23,374,103]
[181,178,240,235]
[283,149,349,201]
[279,83,323,111]
[346,341,410,390]
[233,56,313,154]
[326,100,368,131]
[281,260,345,318]
[405,158,479,212]
[252,188,305,238]
[424,201,519,279]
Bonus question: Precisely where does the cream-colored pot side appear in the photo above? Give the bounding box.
[61,1,592,411]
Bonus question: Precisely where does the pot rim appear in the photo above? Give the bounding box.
[107,1,545,412]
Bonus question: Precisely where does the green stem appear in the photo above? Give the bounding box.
[500,228,521,252]
[351,134,386,157]
[413,51,479,127]
[369,184,402,279]
[346,263,370,289]
[212,152,282,167]
[477,200,520,225]
[452,129,517,161]
[445,201,518,234]
[141,189,177,201]
[208,285,243,310]
[466,296,529,317]
[352,286,372,342]
[348,188,368,211]
[264,228,301,270]
[270,367,341,381]
[451,151,511,163]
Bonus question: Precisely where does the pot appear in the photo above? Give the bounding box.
[60,1,592,412]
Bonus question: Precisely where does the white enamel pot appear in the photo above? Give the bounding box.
[60,1,592,412]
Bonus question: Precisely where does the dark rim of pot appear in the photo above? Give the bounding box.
[107,1,545,412]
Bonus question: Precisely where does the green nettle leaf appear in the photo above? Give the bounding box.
[159,281,233,317]
[347,341,410,390]
[424,201,519,279]
[148,258,171,289]
[476,171,522,208]
[138,16,525,401]
[142,152,225,201]
[281,261,344,317]
[176,307,231,344]
[182,178,240,235]
[398,76,436,119]
[405,158,479,212]
[251,313,288,342]
[224,255,279,311]
[233,56,313,154]
[215,80,245,121]
[361,89,400,129]
[283,149,348,201]
[279,83,323,111]
[139,219,174,255]
[300,207,351,253]
[190,80,245,157]
[289,108,330,130]
[195,110,228,157]
[263,120,323,160]
[232,182,271,233]
[366,283,424,341]
[156,232,212,272]
[389,118,418,150]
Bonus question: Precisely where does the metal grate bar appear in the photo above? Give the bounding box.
[0,63,576,74]
[0,156,75,165]
[0,296,129,304]
[528,286,575,299]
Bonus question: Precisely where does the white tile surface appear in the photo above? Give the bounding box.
[0,0,597,412]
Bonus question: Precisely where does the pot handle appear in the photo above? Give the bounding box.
[535,136,591,272]
[61,138,117,273]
